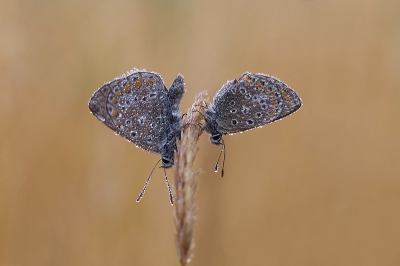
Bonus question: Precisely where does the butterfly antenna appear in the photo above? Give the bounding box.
[221,138,226,177]
[214,139,226,177]
[136,158,161,202]
[164,168,174,205]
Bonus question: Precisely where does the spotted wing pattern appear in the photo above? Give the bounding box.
[89,70,172,154]
[207,72,302,134]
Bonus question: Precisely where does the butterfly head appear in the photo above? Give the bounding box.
[204,109,222,145]
[161,155,174,168]
[210,133,222,145]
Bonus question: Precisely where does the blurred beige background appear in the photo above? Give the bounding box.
[1,0,399,265]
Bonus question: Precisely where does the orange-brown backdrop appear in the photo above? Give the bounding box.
[1,0,399,265]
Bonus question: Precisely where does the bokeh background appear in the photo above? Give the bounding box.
[1,0,400,265]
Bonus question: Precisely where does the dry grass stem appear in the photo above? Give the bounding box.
[174,92,209,265]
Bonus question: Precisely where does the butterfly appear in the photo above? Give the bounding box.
[204,72,302,176]
[88,69,185,204]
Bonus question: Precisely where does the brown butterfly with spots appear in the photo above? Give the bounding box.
[88,69,185,204]
[204,72,302,176]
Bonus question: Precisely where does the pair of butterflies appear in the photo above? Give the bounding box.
[88,69,302,204]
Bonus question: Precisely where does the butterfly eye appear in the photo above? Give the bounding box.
[210,134,222,144]
[161,156,173,168]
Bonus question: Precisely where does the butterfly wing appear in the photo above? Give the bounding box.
[210,72,302,134]
[88,70,170,155]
